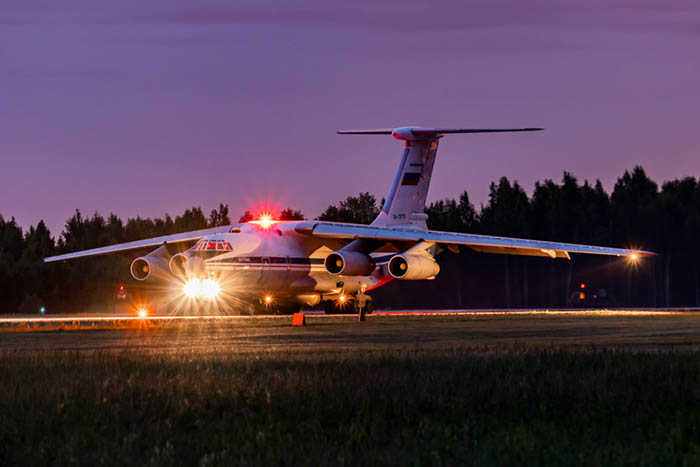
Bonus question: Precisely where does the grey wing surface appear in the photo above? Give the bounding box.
[295,222,654,259]
[44,226,232,263]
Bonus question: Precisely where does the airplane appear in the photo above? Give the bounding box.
[44,126,654,315]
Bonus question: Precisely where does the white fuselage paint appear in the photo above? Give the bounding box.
[194,221,389,305]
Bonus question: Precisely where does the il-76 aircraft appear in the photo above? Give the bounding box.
[45,127,653,315]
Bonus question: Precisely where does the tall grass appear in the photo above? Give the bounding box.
[2,348,700,466]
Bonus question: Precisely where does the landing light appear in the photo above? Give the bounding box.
[184,278,221,300]
[184,279,202,299]
[264,294,273,305]
[201,279,221,300]
[136,307,149,318]
[338,294,346,303]
[628,253,639,263]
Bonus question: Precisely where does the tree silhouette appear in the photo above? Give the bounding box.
[280,208,304,220]
[5,167,700,312]
[208,204,230,227]
[238,210,254,223]
[426,191,476,233]
[318,192,379,224]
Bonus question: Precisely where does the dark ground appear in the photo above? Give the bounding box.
[3,311,700,353]
[3,312,700,466]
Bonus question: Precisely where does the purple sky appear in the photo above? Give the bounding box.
[2,1,700,236]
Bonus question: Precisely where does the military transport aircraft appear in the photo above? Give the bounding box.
[44,127,653,314]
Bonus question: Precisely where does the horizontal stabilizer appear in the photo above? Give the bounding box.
[411,127,542,134]
[338,126,542,141]
[336,129,394,135]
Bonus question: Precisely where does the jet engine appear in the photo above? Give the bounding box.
[325,251,376,276]
[169,253,205,278]
[388,254,440,280]
[130,246,172,281]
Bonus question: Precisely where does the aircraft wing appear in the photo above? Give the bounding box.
[295,222,654,259]
[44,226,232,263]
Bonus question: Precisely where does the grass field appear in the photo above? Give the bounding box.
[3,314,700,465]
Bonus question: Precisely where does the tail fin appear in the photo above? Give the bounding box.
[338,126,542,228]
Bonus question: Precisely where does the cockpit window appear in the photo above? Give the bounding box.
[195,240,232,251]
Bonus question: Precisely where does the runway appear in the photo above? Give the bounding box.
[3,309,700,353]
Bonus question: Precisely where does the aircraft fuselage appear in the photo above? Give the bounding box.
[191,221,388,307]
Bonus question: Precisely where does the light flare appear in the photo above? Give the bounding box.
[183,278,221,300]
[184,278,202,298]
[249,212,279,230]
[201,279,221,300]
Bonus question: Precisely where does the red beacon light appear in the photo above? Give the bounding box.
[249,213,279,230]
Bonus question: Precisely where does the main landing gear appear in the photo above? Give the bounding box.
[323,295,373,315]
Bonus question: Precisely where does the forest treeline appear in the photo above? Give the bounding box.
[1,166,698,313]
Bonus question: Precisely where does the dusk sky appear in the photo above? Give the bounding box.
[2,1,699,236]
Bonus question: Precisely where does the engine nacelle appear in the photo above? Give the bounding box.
[169,253,187,277]
[325,251,376,276]
[130,255,171,282]
[169,253,205,278]
[388,254,440,280]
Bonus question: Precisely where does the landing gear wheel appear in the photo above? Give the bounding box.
[355,293,372,320]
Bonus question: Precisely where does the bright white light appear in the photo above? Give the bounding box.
[184,278,220,299]
[201,279,221,300]
[184,279,202,298]
[249,213,279,230]
[137,308,148,318]
[259,214,274,230]
[264,294,273,305]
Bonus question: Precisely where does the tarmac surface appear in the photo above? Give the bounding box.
[3,309,700,354]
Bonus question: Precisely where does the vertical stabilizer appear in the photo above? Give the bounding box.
[373,131,439,228]
[337,126,542,229]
